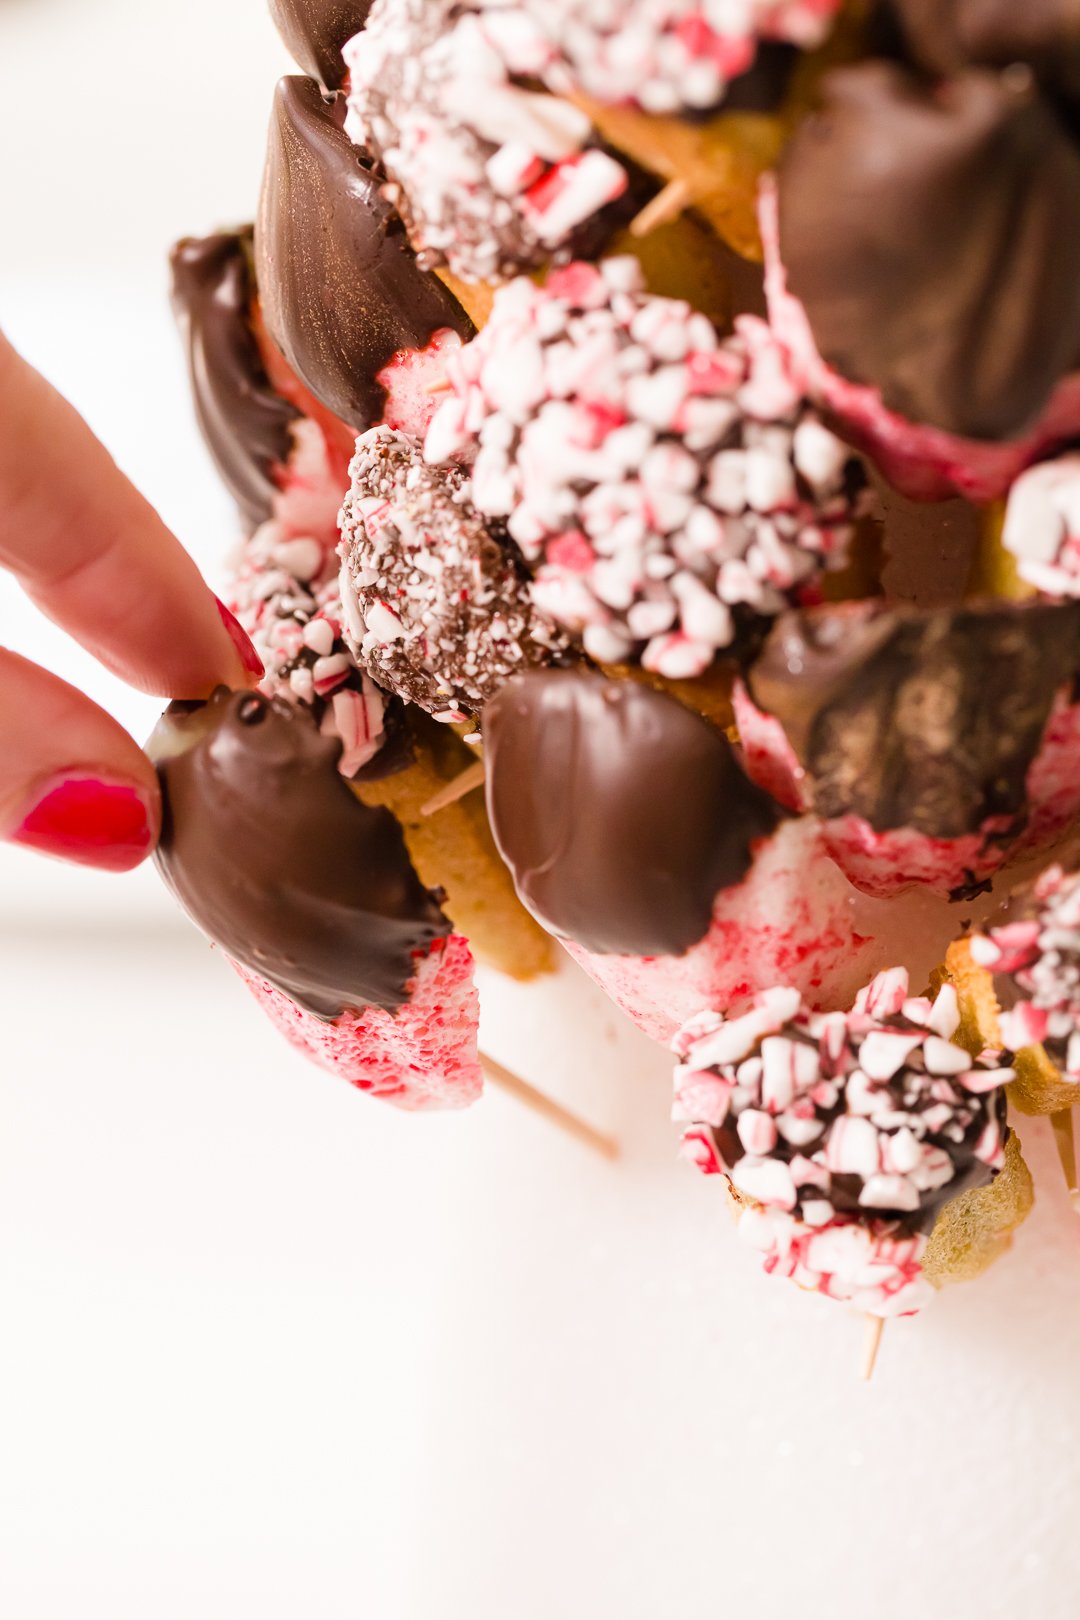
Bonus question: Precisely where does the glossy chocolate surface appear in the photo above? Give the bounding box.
[152,689,449,1018]
[170,229,298,528]
[779,62,1080,440]
[887,0,1080,98]
[269,0,371,90]
[255,76,472,430]
[484,670,781,957]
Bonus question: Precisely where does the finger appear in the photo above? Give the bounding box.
[0,648,161,872]
[0,330,262,698]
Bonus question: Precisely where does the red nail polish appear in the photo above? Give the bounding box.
[215,597,264,679]
[10,776,156,872]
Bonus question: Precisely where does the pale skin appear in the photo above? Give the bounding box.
[0,328,262,870]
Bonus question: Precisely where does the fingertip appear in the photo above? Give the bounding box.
[6,770,161,873]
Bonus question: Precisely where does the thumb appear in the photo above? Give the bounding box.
[0,649,161,872]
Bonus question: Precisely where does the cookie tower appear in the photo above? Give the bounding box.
[160,0,1080,1361]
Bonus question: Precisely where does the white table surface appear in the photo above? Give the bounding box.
[2,3,1079,1616]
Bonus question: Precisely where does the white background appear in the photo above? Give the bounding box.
[2,1,1079,1615]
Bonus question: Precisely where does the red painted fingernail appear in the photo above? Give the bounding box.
[215,597,264,679]
[10,775,157,872]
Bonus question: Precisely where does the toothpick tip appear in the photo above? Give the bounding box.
[859,1314,885,1382]
[629,176,694,238]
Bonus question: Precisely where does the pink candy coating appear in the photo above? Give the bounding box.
[565,819,884,1043]
[733,680,1080,899]
[235,935,483,1112]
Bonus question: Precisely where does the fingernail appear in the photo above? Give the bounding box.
[10,774,157,872]
[215,597,264,679]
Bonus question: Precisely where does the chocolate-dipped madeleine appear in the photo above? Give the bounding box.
[170,229,299,528]
[745,598,1080,839]
[778,62,1080,440]
[484,670,782,956]
[255,76,473,430]
[152,689,450,1019]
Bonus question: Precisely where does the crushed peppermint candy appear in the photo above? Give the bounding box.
[228,518,388,777]
[972,865,1080,1080]
[529,0,844,116]
[672,969,1010,1311]
[425,259,865,677]
[342,0,629,284]
[338,426,567,721]
[1002,454,1080,599]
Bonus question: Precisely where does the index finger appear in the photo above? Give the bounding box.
[0,328,262,698]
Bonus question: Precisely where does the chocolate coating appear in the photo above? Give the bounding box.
[778,62,1080,440]
[887,0,1080,99]
[269,0,371,90]
[169,229,299,529]
[152,689,450,1019]
[484,671,782,957]
[747,598,1080,839]
[255,76,472,430]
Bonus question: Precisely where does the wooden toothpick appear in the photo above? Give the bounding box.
[1051,1108,1080,1211]
[423,375,453,395]
[860,1314,885,1382]
[629,175,695,238]
[480,1051,618,1160]
[420,758,486,817]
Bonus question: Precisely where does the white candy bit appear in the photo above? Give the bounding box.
[792,417,849,492]
[669,572,734,648]
[365,601,407,642]
[290,666,316,703]
[825,1116,880,1178]
[856,967,910,1019]
[858,1030,924,1082]
[921,1037,973,1077]
[960,1066,1014,1095]
[760,1035,819,1113]
[737,1109,778,1156]
[1003,453,1080,599]
[302,617,336,657]
[524,148,629,244]
[859,1174,921,1213]
[776,1107,824,1148]
[843,1068,879,1117]
[731,1156,797,1211]
[790,1154,829,1189]
[927,983,961,1039]
[272,536,325,582]
[882,1127,922,1176]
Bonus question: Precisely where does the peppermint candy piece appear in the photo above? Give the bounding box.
[672,968,1010,1235]
[343,0,628,284]
[425,259,865,678]
[338,426,566,721]
[973,864,1080,1083]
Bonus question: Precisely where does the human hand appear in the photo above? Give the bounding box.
[0,328,263,872]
